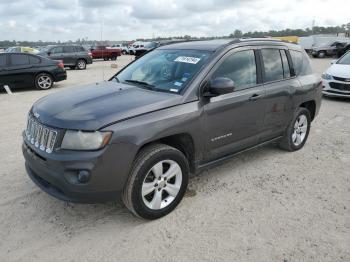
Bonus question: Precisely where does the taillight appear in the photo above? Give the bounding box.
[57,61,64,68]
[88,52,92,57]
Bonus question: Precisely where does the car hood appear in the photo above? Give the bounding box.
[32,81,182,130]
[327,64,350,78]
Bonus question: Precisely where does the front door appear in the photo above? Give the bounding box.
[202,48,266,161]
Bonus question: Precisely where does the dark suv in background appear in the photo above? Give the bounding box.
[23,39,322,219]
[38,45,93,70]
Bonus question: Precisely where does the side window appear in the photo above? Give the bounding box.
[63,46,75,53]
[261,49,284,82]
[29,56,40,64]
[75,46,85,52]
[280,50,290,78]
[289,50,303,76]
[0,55,7,66]
[10,54,29,66]
[212,50,257,91]
[51,47,63,54]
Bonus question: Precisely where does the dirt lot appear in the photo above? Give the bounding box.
[0,56,349,262]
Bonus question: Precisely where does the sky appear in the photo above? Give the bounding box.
[0,0,349,41]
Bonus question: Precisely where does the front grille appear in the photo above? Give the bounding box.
[333,76,350,82]
[25,114,58,153]
[329,82,350,91]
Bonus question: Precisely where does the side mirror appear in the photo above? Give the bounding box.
[330,59,337,65]
[204,77,235,97]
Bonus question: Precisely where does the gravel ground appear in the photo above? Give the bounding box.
[0,56,349,262]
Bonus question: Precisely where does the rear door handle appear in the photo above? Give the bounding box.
[249,94,262,101]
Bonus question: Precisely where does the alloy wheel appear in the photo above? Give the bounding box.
[142,160,182,210]
[37,75,52,89]
[292,114,308,146]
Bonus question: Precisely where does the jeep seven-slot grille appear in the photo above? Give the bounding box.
[25,115,58,153]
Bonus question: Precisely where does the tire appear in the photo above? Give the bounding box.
[123,144,189,220]
[122,50,127,55]
[279,108,311,151]
[35,73,54,90]
[103,57,109,61]
[318,51,326,58]
[76,59,86,70]
[111,56,117,61]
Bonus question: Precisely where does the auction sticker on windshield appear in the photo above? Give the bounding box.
[174,56,201,64]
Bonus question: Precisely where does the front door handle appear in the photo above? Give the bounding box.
[249,94,262,101]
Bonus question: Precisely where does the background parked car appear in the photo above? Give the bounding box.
[112,44,129,54]
[322,51,350,98]
[311,41,350,58]
[38,45,93,70]
[0,53,66,90]
[134,41,159,58]
[5,46,39,54]
[90,46,121,60]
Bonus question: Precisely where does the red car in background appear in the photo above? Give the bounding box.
[90,46,121,60]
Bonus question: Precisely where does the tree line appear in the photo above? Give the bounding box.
[1,23,349,48]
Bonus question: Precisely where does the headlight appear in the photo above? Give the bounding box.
[61,130,112,150]
[321,73,333,80]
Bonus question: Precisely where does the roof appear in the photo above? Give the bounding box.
[159,38,300,51]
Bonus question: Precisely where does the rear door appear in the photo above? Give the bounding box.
[48,46,64,62]
[203,47,266,161]
[62,46,76,65]
[5,54,33,89]
[259,47,300,141]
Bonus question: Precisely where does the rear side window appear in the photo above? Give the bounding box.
[10,54,29,65]
[289,50,303,75]
[0,55,6,66]
[280,50,291,78]
[29,56,40,64]
[261,49,284,82]
[212,50,257,91]
[51,47,63,54]
[63,46,75,53]
[75,46,85,52]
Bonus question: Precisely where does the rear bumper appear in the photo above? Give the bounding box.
[54,71,67,82]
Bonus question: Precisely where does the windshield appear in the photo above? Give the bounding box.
[115,49,212,93]
[337,51,350,65]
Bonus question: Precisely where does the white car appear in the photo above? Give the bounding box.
[322,51,350,98]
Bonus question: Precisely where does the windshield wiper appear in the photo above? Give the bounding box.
[124,80,155,90]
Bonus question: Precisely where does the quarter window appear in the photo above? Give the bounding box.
[261,49,284,82]
[212,50,257,91]
[10,54,29,66]
[51,47,63,54]
[29,56,40,64]
[289,50,303,75]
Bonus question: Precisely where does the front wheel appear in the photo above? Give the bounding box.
[35,73,53,90]
[123,144,189,220]
[279,108,311,151]
[318,51,326,58]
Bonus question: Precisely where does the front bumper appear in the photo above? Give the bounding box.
[322,79,350,98]
[22,137,135,203]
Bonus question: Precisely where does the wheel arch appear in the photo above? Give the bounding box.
[299,100,316,121]
[137,133,196,173]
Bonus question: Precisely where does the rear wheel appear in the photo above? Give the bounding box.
[111,56,117,61]
[76,59,86,70]
[123,144,189,220]
[279,108,311,151]
[35,73,53,90]
[103,57,109,61]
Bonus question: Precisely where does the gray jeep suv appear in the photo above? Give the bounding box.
[22,39,322,219]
